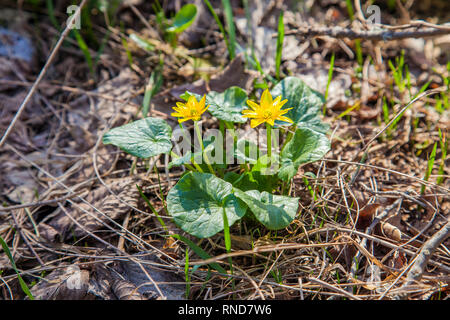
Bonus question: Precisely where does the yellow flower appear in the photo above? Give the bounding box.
[242,89,293,128]
[171,95,209,123]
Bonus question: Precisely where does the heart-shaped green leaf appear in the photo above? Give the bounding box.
[167,172,247,238]
[234,189,299,230]
[271,76,329,133]
[224,171,279,193]
[181,87,248,123]
[102,117,172,158]
[166,4,197,33]
[278,127,330,181]
[206,87,248,123]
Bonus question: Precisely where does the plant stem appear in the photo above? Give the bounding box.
[179,122,204,173]
[194,121,215,175]
[222,208,235,291]
[266,123,272,159]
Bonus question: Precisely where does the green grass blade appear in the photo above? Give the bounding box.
[94,29,112,70]
[345,0,354,20]
[325,53,335,101]
[421,142,437,194]
[136,185,167,232]
[142,67,163,117]
[170,234,227,274]
[324,52,335,115]
[0,235,34,299]
[275,12,284,80]
[46,0,60,31]
[71,29,94,78]
[121,37,133,67]
[221,0,236,60]
[437,129,447,185]
[203,0,231,59]
[184,248,190,298]
[129,33,155,52]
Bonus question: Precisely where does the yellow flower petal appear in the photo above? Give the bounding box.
[241,90,293,127]
[171,94,209,123]
[199,95,206,108]
[247,100,260,111]
[273,96,282,106]
[276,99,289,109]
[277,116,293,123]
[278,107,292,116]
[261,89,273,108]
[250,118,266,128]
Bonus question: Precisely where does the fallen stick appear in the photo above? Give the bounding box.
[0,0,87,149]
[404,220,450,285]
[283,24,450,40]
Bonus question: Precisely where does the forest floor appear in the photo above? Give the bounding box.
[0,0,449,300]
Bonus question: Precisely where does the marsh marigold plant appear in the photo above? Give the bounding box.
[103,76,331,240]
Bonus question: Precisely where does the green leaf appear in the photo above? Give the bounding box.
[182,87,248,123]
[167,172,247,238]
[207,87,248,123]
[278,127,330,181]
[234,189,299,230]
[271,77,329,133]
[251,153,280,176]
[224,171,279,193]
[166,4,197,33]
[103,117,172,158]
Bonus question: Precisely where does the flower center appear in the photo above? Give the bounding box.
[263,111,273,119]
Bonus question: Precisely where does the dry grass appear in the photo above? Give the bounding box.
[0,0,448,300]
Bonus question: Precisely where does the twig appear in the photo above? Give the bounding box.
[0,0,88,149]
[9,210,45,266]
[308,277,362,300]
[322,159,450,194]
[348,198,403,285]
[329,225,450,274]
[404,220,450,286]
[189,241,351,266]
[283,24,450,40]
[0,191,86,212]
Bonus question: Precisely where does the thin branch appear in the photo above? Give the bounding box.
[0,191,86,212]
[404,220,450,285]
[0,0,87,149]
[308,277,362,300]
[283,24,450,40]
